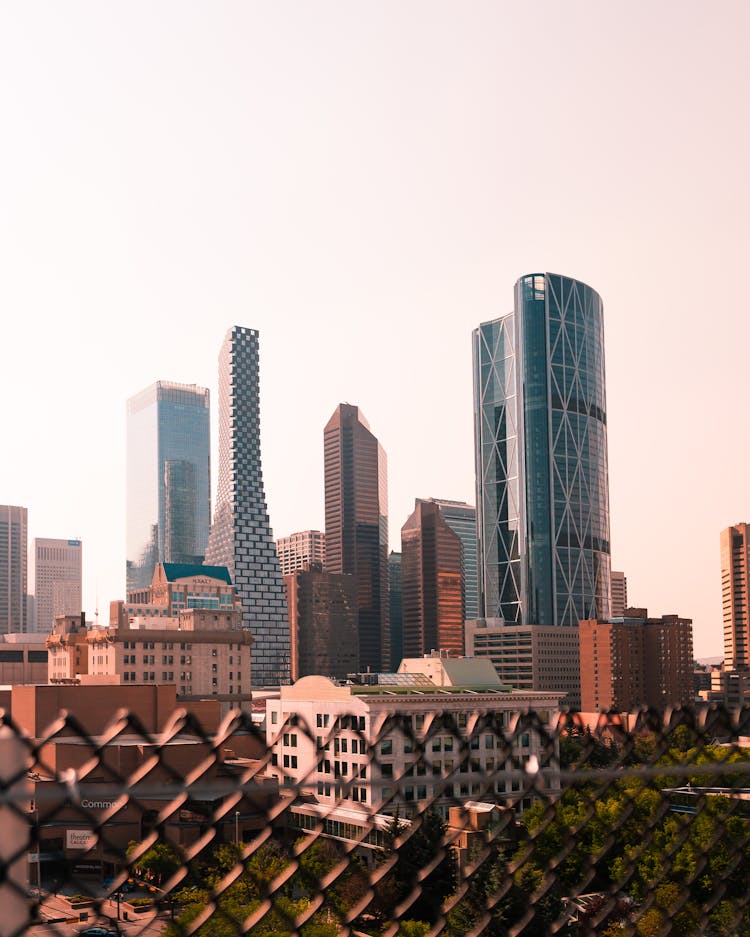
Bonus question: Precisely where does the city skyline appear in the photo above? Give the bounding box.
[3,4,750,657]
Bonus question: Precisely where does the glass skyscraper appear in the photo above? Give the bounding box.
[205,326,290,686]
[473,273,611,627]
[126,382,211,592]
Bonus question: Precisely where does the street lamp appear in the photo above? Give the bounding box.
[35,805,42,895]
[234,810,240,846]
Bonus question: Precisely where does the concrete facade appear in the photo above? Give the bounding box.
[0,632,48,684]
[465,618,581,707]
[32,537,82,634]
[266,658,562,818]
[276,531,326,577]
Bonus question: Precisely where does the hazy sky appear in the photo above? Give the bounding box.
[2,2,748,657]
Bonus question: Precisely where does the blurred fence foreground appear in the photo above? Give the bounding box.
[7,703,750,936]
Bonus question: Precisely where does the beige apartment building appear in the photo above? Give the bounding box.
[88,607,252,713]
[721,524,750,670]
[47,614,91,682]
[276,530,326,577]
[610,571,628,618]
[464,618,581,707]
[266,655,562,819]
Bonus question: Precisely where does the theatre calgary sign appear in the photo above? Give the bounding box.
[67,829,97,850]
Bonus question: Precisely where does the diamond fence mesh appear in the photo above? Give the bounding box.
[5,704,750,936]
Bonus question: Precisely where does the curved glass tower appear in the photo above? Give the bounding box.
[473,273,611,627]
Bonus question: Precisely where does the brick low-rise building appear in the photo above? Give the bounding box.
[579,608,694,712]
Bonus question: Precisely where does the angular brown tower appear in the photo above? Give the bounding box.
[401,499,464,659]
[324,404,388,672]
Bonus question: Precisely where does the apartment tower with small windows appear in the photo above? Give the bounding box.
[721,524,750,670]
[276,531,326,577]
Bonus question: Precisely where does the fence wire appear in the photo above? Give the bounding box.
[5,704,750,936]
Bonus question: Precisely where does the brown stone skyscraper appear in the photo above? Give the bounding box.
[401,499,464,658]
[284,565,358,681]
[721,523,750,669]
[324,404,388,672]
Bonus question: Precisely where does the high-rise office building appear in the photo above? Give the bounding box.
[422,498,478,621]
[401,499,464,658]
[126,381,211,592]
[276,530,326,577]
[721,523,750,670]
[205,326,289,685]
[0,505,28,633]
[32,538,82,633]
[284,565,358,682]
[324,404,388,672]
[610,571,628,618]
[388,551,403,670]
[473,272,611,627]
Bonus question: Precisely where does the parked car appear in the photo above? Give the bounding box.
[78,928,119,937]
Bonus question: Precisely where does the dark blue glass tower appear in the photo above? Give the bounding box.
[473,273,611,627]
[126,382,211,593]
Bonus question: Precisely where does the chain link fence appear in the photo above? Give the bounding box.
[4,703,750,936]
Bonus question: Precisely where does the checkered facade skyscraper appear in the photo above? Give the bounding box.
[205,326,290,685]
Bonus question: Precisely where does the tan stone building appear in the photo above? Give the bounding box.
[89,607,252,713]
[47,614,91,683]
[0,632,48,684]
